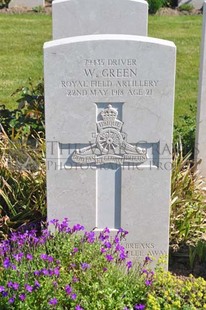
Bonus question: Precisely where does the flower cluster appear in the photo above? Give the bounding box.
[0,219,149,309]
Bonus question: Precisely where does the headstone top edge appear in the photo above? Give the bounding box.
[44,34,176,49]
[52,0,148,5]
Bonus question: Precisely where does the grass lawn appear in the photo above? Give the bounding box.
[0,13,203,127]
[149,15,202,128]
[0,14,52,109]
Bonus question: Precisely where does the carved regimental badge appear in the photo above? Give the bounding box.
[72,104,147,165]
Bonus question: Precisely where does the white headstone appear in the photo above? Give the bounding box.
[9,0,44,8]
[178,0,203,10]
[195,1,206,176]
[44,34,176,265]
[52,0,148,39]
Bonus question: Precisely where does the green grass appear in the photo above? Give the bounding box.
[0,14,52,109]
[148,15,202,127]
[0,14,203,127]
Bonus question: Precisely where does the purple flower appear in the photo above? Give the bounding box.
[114,236,120,243]
[25,284,33,293]
[10,233,18,242]
[115,244,125,252]
[142,269,148,274]
[103,241,112,248]
[84,231,95,243]
[7,281,13,288]
[53,267,60,277]
[53,281,58,288]
[72,276,79,283]
[40,253,48,260]
[2,291,8,297]
[144,256,152,263]
[34,270,40,276]
[49,298,58,306]
[50,219,59,227]
[119,251,127,260]
[59,218,69,232]
[103,227,110,234]
[3,257,11,269]
[13,252,24,262]
[75,305,84,310]
[47,255,54,262]
[38,236,48,245]
[100,247,106,253]
[26,253,33,260]
[72,224,84,232]
[105,254,114,262]
[134,304,145,310]
[11,264,17,270]
[126,261,132,270]
[81,262,90,270]
[145,280,152,286]
[118,228,128,235]
[72,247,79,254]
[71,293,77,300]
[33,280,41,290]
[98,233,105,241]
[8,297,15,304]
[65,284,72,295]
[41,268,49,276]
[0,286,5,292]
[19,293,26,301]
[12,282,19,291]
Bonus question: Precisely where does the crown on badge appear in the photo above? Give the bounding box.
[101,104,118,121]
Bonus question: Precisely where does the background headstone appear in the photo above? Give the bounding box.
[195,0,206,176]
[44,34,176,264]
[178,0,203,10]
[52,0,148,39]
[9,0,45,8]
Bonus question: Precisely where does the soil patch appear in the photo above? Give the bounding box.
[169,247,206,279]
[156,7,202,15]
[0,4,52,14]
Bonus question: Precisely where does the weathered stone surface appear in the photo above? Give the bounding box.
[195,1,206,176]
[44,34,176,264]
[52,0,148,39]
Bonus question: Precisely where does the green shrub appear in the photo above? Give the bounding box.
[170,151,206,251]
[0,79,45,144]
[147,0,166,14]
[178,3,194,11]
[0,222,151,309]
[173,107,196,158]
[0,0,10,8]
[166,0,178,8]
[0,79,46,238]
[150,263,206,309]
[0,129,46,238]
[1,221,206,309]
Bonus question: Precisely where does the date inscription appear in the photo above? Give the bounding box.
[60,58,159,97]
